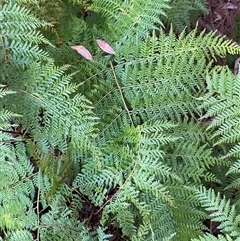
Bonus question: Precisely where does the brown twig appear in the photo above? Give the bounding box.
[234,57,240,75]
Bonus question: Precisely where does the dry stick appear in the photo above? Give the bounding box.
[234,57,240,75]
[109,61,134,126]
[0,34,9,83]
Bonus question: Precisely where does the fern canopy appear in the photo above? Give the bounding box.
[0,0,240,240]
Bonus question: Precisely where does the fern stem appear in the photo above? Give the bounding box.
[110,61,134,126]
[0,34,9,83]
[94,129,141,215]
[17,89,46,104]
[36,187,40,241]
[95,157,139,215]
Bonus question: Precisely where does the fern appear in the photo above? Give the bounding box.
[202,67,240,151]
[194,186,240,237]
[1,0,240,240]
[91,0,170,40]
[0,1,51,68]
[192,233,240,241]
[164,0,208,32]
[0,1,101,240]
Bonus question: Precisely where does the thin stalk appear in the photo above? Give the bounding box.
[110,61,134,126]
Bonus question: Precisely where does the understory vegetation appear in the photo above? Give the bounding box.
[1,0,240,240]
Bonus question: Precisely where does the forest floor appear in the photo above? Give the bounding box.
[200,0,240,73]
[201,0,240,40]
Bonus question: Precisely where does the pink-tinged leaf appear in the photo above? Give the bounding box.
[222,3,237,9]
[71,45,93,60]
[96,39,115,55]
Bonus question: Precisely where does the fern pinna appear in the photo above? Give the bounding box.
[1,0,240,240]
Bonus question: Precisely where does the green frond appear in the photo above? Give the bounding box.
[195,186,240,237]
[168,140,221,183]
[192,233,240,241]
[165,0,208,32]
[225,177,240,190]
[74,121,183,238]
[1,0,240,240]
[202,67,240,135]
[10,0,39,4]
[40,206,84,240]
[4,230,34,241]
[3,60,97,153]
[226,160,240,176]
[2,2,51,29]
[0,86,15,98]
[91,0,170,40]
[77,27,240,143]
[164,185,207,240]
[0,87,22,163]
[0,142,36,232]
[96,227,113,241]
[0,2,52,67]
[201,65,240,193]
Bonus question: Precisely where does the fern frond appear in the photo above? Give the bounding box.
[201,66,240,191]
[0,2,52,67]
[165,0,208,32]
[227,159,240,175]
[0,142,37,235]
[201,67,240,141]
[75,120,183,239]
[2,0,240,239]
[92,0,170,40]
[96,227,113,241]
[2,2,50,29]
[3,60,97,151]
[192,233,240,241]
[167,138,221,184]
[77,27,240,144]
[195,186,240,238]
[4,230,34,241]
